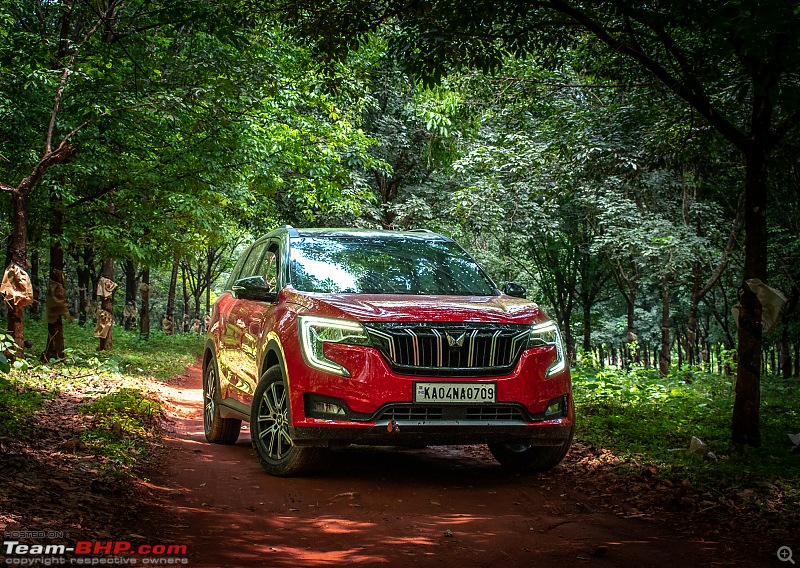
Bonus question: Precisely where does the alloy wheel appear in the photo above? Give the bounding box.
[204,364,217,432]
[257,381,292,459]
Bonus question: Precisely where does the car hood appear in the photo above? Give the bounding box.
[285,290,546,325]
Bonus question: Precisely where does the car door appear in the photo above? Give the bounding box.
[217,240,268,397]
[225,240,283,407]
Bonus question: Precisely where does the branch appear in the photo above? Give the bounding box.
[545,0,750,151]
[67,184,118,209]
[54,101,156,153]
[771,107,800,149]
[45,8,110,154]
[46,65,73,155]
[696,191,745,300]
[18,145,78,197]
[623,5,711,102]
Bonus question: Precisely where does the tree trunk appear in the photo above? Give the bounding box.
[781,324,792,379]
[77,265,90,327]
[687,279,700,367]
[659,281,670,376]
[732,147,768,447]
[181,262,190,332]
[625,295,636,343]
[98,257,114,351]
[560,304,575,365]
[205,249,213,317]
[781,291,798,379]
[582,302,592,352]
[124,258,137,331]
[6,191,29,356]
[166,256,179,324]
[44,189,65,360]
[30,247,41,319]
[770,346,777,376]
[795,343,799,378]
[139,267,151,340]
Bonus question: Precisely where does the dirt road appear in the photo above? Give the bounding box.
[142,364,767,567]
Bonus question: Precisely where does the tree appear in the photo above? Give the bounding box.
[0,0,248,352]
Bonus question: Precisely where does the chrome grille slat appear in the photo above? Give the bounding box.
[364,323,530,377]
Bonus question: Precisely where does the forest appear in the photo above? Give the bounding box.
[1,3,799,562]
[1,0,799,452]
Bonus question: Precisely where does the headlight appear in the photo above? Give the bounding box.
[528,321,566,378]
[298,315,371,377]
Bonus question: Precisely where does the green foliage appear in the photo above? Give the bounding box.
[0,329,17,374]
[80,389,161,474]
[0,380,42,437]
[22,320,203,382]
[82,388,161,437]
[1,318,200,477]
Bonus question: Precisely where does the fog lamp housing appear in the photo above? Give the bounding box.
[305,394,354,420]
[544,395,568,418]
[311,401,346,417]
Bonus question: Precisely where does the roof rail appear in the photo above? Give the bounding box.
[408,228,435,234]
[281,224,299,238]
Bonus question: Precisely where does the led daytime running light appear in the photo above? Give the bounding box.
[529,321,566,378]
[298,315,370,377]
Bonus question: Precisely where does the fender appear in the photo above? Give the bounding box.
[204,337,250,422]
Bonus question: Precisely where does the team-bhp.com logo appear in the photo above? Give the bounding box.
[3,539,188,565]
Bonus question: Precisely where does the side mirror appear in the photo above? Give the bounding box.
[503,282,527,299]
[232,276,277,302]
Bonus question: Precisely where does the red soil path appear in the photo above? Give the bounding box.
[141,363,769,567]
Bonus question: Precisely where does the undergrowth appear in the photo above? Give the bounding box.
[80,388,162,475]
[572,364,800,511]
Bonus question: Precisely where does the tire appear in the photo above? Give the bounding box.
[250,365,322,477]
[489,426,574,473]
[203,351,241,444]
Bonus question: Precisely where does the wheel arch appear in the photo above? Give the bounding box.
[257,336,298,425]
[259,336,288,381]
[203,338,216,370]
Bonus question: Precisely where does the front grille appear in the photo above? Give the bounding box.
[364,322,530,377]
[373,404,529,422]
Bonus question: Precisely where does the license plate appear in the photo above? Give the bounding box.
[414,382,497,404]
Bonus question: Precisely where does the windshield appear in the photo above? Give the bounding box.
[289,236,498,296]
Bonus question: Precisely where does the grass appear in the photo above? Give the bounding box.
[0,379,42,437]
[22,319,203,381]
[572,363,800,512]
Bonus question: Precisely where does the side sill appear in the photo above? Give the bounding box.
[219,399,250,422]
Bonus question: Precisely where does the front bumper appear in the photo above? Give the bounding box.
[291,418,573,447]
[283,338,574,447]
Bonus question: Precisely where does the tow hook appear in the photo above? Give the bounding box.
[387,419,400,433]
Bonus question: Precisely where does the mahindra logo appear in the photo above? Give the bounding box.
[445,332,466,349]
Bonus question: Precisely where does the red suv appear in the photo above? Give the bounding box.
[203,227,574,476]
